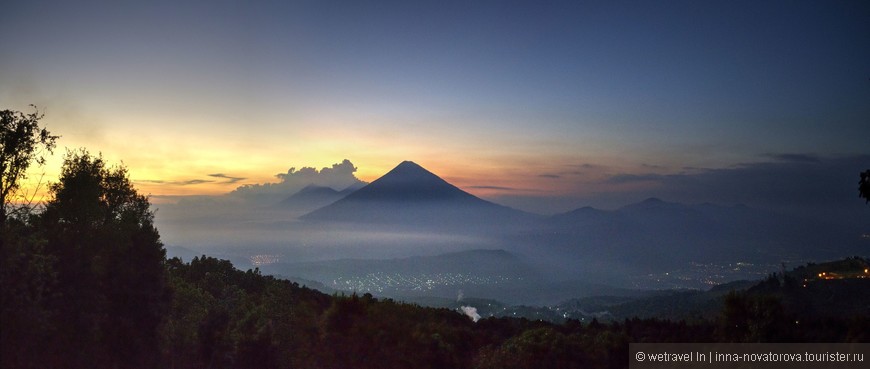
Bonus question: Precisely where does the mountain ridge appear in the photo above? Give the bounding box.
[301,161,535,228]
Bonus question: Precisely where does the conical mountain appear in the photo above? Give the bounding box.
[339,161,481,202]
[302,161,533,228]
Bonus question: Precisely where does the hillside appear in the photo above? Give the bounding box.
[551,258,870,323]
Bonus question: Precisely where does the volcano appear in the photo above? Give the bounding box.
[301,161,533,229]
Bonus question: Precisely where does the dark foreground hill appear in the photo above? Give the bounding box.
[552,257,870,324]
[7,250,868,369]
[166,256,870,368]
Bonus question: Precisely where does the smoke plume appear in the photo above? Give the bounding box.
[460,306,480,322]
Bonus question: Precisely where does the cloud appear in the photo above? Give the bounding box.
[179,179,214,185]
[763,153,821,163]
[560,163,611,177]
[208,173,246,184]
[568,163,603,169]
[538,174,561,179]
[468,185,521,191]
[641,163,666,169]
[137,178,215,186]
[138,173,246,187]
[230,159,364,204]
[605,173,666,184]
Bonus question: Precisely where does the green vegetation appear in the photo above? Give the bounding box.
[1,108,867,368]
[2,148,168,368]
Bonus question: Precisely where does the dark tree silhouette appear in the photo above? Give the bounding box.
[40,149,168,369]
[0,211,57,369]
[0,106,58,368]
[0,106,58,223]
[860,170,870,204]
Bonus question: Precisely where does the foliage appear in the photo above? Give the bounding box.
[0,218,57,369]
[861,170,870,204]
[5,235,866,369]
[39,149,169,369]
[1,149,168,369]
[0,106,58,222]
[159,256,331,369]
[718,291,788,342]
[1,112,866,368]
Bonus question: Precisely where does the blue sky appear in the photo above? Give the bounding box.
[2,0,868,213]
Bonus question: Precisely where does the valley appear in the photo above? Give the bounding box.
[163,160,868,317]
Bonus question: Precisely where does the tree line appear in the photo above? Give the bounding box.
[1,107,867,369]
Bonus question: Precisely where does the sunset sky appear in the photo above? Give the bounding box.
[2,0,868,213]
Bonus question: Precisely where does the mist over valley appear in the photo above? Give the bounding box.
[159,160,868,312]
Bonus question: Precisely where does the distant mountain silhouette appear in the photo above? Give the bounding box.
[542,197,865,272]
[337,181,366,196]
[301,161,534,229]
[617,197,682,213]
[277,182,368,212]
[277,185,344,212]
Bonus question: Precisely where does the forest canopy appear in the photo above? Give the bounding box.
[1,108,867,369]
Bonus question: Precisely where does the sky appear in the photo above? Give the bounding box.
[2,0,868,214]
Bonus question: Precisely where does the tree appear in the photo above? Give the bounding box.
[40,149,168,369]
[718,291,789,342]
[0,106,58,368]
[860,170,870,204]
[0,215,57,369]
[0,106,58,222]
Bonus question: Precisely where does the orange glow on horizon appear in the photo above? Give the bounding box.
[13,144,667,208]
[10,108,670,205]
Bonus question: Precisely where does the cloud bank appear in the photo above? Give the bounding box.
[153,159,367,247]
[230,159,364,205]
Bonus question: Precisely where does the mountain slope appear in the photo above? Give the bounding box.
[542,198,866,270]
[301,161,535,229]
[278,185,343,211]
